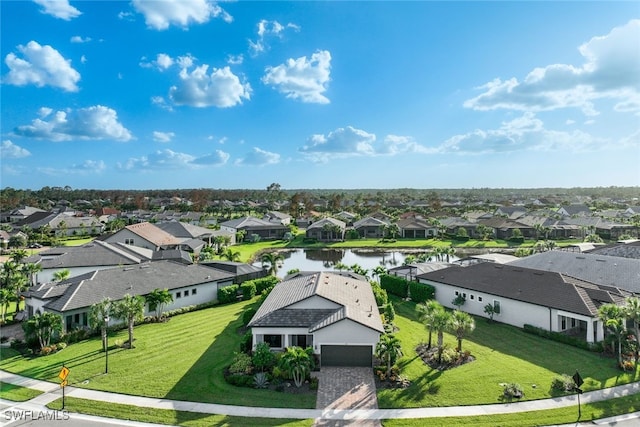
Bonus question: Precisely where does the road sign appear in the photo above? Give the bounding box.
[60,380,68,387]
[58,366,70,381]
[573,371,584,388]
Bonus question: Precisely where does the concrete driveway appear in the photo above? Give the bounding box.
[313,367,381,427]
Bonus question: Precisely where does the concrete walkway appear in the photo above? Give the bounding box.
[2,370,640,424]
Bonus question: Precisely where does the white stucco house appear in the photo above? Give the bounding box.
[248,271,384,367]
[24,260,235,332]
[418,263,630,344]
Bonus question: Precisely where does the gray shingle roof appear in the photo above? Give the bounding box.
[26,240,142,269]
[418,262,629,317]
[507,251,640,292]
[249,271,383,333]
[29,260,234,312]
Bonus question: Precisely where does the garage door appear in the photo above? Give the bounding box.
[321,345,372,367]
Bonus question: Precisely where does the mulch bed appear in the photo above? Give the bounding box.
[416,344,475,371]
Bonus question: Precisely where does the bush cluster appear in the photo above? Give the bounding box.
[380,274,409,298]
[408,282,435,303]
[217,285,240,304]
[522,324,602,352]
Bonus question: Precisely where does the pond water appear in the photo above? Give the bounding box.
[253,248,459,278]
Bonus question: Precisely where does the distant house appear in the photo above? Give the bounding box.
[101,222,182,250]
[24,260,235,332]
[557,204,592,217]
[1,206,46,223]
[199,261,267,284]
[353,217,389,239]
[334,211,358,226]
[15,212,104,237]
[478,217,534,240]
[155,221,234,255]
[418,263,630,343]
[219,216,289,241]
[494,206,528,220]
[397,217,437,238]
[248,271,384,367]
[263,211,292,226]
[305,218,346,242]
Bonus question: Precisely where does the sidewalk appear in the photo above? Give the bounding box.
[2,370,640,423]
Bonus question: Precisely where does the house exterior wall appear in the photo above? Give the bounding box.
[104,229,157,250]
[313,319,380,349]
[252,326,312,350]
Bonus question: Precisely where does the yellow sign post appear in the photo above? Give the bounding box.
[58,365,70,409]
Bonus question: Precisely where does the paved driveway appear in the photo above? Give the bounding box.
[313,367,381,427]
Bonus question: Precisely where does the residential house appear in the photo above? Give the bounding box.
[353,217,389,239]
[305,218,346,242]
[494,206,528,220]
[101,222,181,250]
[219,216,289,241]
[334,211,358,226]
[478,217,534,240]
[1,206,46,223]
[199,261,267,284]
[248,271,384,367]
[397,217,438,238]
[15,212,104,237]
[263,211,292,226]
[155,221,234,255]
[24,260,236,332]
[418,262,630,343]
[584,240,640,259]
[557,204,592,218]
[507,251,640,294]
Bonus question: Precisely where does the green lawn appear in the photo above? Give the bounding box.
[377,296,639,408]
[0,383,43,401]
[0,299,316,409]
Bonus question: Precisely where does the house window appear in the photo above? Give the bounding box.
[263,334,283,348]
[470,294,475,300]
[561,316,567,330]
[462,293,467,299]
[571,318,577,328]
[478,296,483,302]
[493,300,501,314]
[176,291,181,299]
[192,288,197,295]
[184,290,189,296]
[125,238,134,245]
[290,334,312,348]
[455,291,459,296]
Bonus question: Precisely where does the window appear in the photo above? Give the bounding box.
[184,290,189,296]
[462,293,467,299]
[176,291,181,299]
[192,288,197,295]
[493,300,501,314]
[290,335,311,347]
[561,316,567,330]
[571,318,577,328]
[478,296,483,302]
[470,294,475,300]
[263,334,282,348]
[125,238,134,245]
[455,291,459,296]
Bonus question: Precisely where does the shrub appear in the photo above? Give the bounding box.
[253,372,270,389]
[217,285,240,304]
[409,282,435,303]
[252,342,276,372]
[309,376,319,390]
[371,283,388,307]
[380,274,409,298]
[240,282,256,300]
[551,374,576,393]
[503,383,524,399]
[253,276,279,294]
[228,352,253,374]
[439,347,459,365]
[226,374,254,388]
[240,330,253,354]
[56,342,67,351]
[522,324,599,352]
[384,303,395,323]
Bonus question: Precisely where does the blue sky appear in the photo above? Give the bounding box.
[1,1,639,190]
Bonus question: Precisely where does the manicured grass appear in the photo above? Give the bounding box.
[377,296,639,408]
[382,391,640,426]
[0,383,43,401]
[0,299,316,409]
[60,237,94,246]
[47,397,313,427]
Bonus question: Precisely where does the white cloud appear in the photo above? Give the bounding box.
[14,105,133,142]
[464,20,640,115]
[192,149,230,165]
[169,65,251,108]
[72,160,106,172]
[227,54,243,65]
[176,54,195,69]
[235,147,280,166]
[34,0,81,20]
[153,131,175,143]
[80,55,87,64]
[441,112,611,154]
[131,0,231,31]
[117,149,196,171]
[249,19,300,56]
[3,41,81,92]
[70,36,92,43]
[262,50,331,103]
[1,140,31,158]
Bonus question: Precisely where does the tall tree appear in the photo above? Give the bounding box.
[624,297,640,362]
[598,303,627,365]
[0,287,14,323]
[261,252,284,276]
[22,262,42,287]
[418,300,444,349]
[23,312,63,349]
[89,298,113,352]
[279,346,314,388]
[448,310,476,352]
[432,309,452,363]
[375,334,403,379]
[113,294,145,349]
[145,288,173,320]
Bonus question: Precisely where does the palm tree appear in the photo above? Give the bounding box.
[448,310,476,352]
[89,298,113,352]
[624,297,640,361]
[334,262,349,272]
[0,287,14,323]
[432,309,452,363]
[221,248,241,262]
[261,252,284,276]
[598,303,627,365]
[372,266,387,283]
[279,346,314,388]
[113,294,145,349]
[375,334,403,379]
[9,249,29,264]
[23,312,63,349]
[418,300,444,349]
[7,272,27,315]
[52,269,71,282]
[145,288,173,320]
[22,262,42,287]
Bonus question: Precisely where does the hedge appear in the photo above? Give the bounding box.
[217,285,240,304]
[409,282,435,303]
[522,324,602,352]
[253,276,279,294]
[240,282,256,300]
[380,274,409,298]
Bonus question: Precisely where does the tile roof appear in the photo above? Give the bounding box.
[124,222,182,246]
[249,271,383,333]
[418,262,629,317]
[507,251,640,292]
[28,261,234,312]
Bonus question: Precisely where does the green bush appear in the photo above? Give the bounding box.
[217,285,240,304]
[253,276,279,294]
[225,374,254,388]
[240,282,256,300]
[409,282,435,303]
[380,274,409,298]
[228,352,253,374]
[384,303,395,323]
[252,342,276,372]
[371,283,388,307]
[503,383,524,399]
[240,330,253,354]
[522,324,600,352]
[551,374,576,393]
